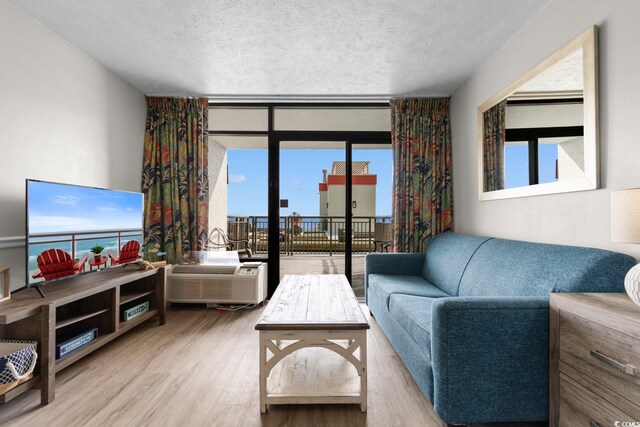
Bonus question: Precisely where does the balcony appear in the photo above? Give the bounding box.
[226,215,392,297]
[28,228,142,283]
[227,215,392,255]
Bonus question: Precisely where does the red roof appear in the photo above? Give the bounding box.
[327,175,377,185]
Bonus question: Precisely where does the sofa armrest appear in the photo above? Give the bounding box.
[365,253,424,276]
[364,253,425,304]
[365,252,424,283]
[431,296,549,424]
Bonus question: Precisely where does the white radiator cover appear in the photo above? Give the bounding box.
[166,262,267,304]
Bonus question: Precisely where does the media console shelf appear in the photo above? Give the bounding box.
[0,267,165,405]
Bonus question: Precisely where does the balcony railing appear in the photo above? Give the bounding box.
[226,216,392,255]
[28,228,143,283]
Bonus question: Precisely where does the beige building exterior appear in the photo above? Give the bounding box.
[319,162,377,236]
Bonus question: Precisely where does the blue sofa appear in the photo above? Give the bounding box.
[365,232,635,425]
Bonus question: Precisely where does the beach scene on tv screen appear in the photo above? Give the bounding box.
[27,181,143,284]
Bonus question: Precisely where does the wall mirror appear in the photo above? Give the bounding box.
[478,26,598,200]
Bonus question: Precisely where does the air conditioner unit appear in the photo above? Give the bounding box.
[166,262,267,304]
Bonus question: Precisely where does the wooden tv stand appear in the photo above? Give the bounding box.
[0,267,165,405]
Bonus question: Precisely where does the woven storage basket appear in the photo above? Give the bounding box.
[0,340,38,394]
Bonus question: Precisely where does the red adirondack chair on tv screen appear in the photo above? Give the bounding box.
[109,240,141,266]
[32,249,87,281]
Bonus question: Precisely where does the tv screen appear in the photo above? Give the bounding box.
[26,180,144,286]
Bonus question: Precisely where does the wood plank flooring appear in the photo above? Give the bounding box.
[0,305,545,426]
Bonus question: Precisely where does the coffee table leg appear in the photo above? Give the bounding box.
[259,332,267,413]
[360,330,367,412]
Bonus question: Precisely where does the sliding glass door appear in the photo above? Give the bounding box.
[279,141,347,282]
[209,104,391,297]
[349,143,393,297]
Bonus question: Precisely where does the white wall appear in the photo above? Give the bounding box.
[558,137,585,180]
[451,0,640,259]
[274,108,391,131]
[208,138,228,232]
[0,0,147,289]
[505,103,583,128]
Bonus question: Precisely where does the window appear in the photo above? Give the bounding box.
[505,127,583,187]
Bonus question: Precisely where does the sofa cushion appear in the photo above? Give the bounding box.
[422,233,491,296]
[368,274,449,309]
[389,294,437,360]
[368,289,436,402]
[458,238,636,297]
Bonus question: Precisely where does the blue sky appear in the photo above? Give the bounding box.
[505,143,558,188]
[228,148,393,217]
[227,143,558,213]
[28,181,143,234]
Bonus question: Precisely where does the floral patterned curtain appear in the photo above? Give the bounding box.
[482,100,507,192]
[391,98,453,253]
[142,97,209,264]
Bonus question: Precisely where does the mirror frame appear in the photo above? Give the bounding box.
[478,26,599,201]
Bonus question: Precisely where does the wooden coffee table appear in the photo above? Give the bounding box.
[255,274,369,413]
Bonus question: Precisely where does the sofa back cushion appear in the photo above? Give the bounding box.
[422,233,491,296]
[458,238,636,297]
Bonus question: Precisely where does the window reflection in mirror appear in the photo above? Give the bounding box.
[488,48,584,191]
[503,98,584,189]
[538,141,559,185]
[479,26,598,200]
[504,142,529,188]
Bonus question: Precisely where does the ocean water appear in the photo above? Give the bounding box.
[28,235,143,284]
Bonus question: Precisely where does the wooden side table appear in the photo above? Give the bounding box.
[89,256,107,271]
[550,293,640,426]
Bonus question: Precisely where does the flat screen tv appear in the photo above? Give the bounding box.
[26,180,144,290]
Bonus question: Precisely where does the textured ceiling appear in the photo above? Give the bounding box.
[517,49,583,93]
[9,0,548,98]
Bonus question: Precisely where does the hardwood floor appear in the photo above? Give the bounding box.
[0,305,545,426]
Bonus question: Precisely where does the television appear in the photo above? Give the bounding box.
[26,180,144,290]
